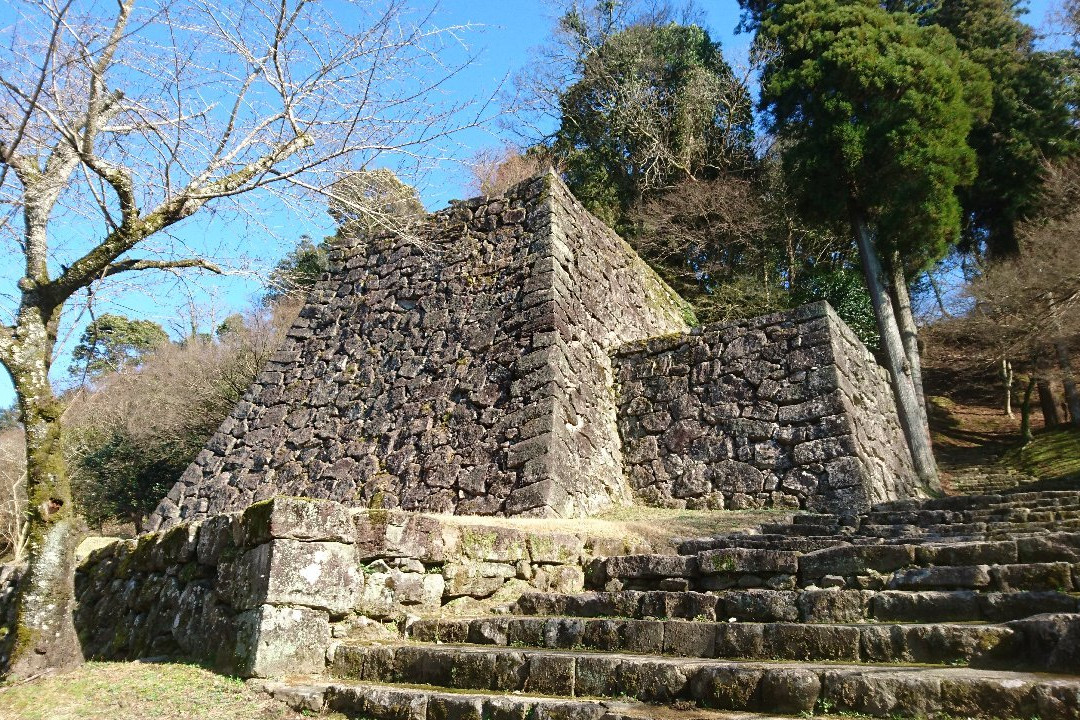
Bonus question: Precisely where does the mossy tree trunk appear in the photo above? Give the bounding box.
[0,296,83,675]
[1020,374,1037,444]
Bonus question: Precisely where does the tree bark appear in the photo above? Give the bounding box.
[1037,378,1063,428]
[849,207,939,490]
[1033,348,1062,429]
[1,304,84,676]
[888,251,929,430]
[1055,342,1080,427]
[1000,358,1014,419]
[1020,374,1037,444]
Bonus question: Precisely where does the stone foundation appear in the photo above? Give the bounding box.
[27,497,620,676]
[149,173,690,529]
[614,302,921,513]
[147,172,922,528]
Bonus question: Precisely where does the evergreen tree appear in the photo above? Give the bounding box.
[264,236,331,303]
[69,314,169,380]
[921,0,1078,257]
[758,0,992,485]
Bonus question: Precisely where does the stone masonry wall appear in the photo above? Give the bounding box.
[149,172,689,530]
[0,497,630,676]
[613,302,921,513]
[74,498,359,677]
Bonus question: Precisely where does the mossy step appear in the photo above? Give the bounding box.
[406,615,1017,667]
[327,644,1080,719]
[514,588,1080,624]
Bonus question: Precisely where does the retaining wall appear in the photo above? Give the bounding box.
[614,302,921,513]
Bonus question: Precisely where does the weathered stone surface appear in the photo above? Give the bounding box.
[237,497,354,547]
[148,172,921,527]
[221,539,361,614]
[800,544,915,580]
[235,604,331,678]
[355,511,446,563]
[698,548,798,575]
[1006,613,1080,672]
[148,172,691,526]
[615,302,923,513]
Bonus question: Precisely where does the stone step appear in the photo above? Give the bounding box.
[514,589,1080,624]
[862,507,1080,526]
[873,490,1080,513]
[259,678,843,720]
[328,643,1080,719]
[406,615,1019,667]
[593,544,1079,593]
[677,536,844,555]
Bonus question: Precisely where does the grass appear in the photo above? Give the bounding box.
[0,661,343,720]
[433,505,792,552]
[1001,427,1080,483]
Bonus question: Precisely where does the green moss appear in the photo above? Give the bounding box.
[460,527,498,559]
[1000,428,1080,483]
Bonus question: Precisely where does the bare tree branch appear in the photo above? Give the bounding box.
[99,257,223,278]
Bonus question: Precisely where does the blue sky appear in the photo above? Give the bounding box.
[0,0,1067,408]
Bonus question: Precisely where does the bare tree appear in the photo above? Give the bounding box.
[0,430,28,562]
[0,0,494,676]
[467,144,557,197]
[936,160,1080,437]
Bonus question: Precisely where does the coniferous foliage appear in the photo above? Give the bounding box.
[68,315,169,380]
[918,0,1078,257]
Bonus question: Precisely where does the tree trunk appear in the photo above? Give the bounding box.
[1,308,84,677]
[1037,378,1063,429]
[888,251,929,430]
[1020,374,1037,444]
[1000,358,1014,419]
[927,271,950,318]
[1055,342,1080,427]
[849,207,939,490]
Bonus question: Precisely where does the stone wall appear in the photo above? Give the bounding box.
[613,302,921,513]
[0,562,23,668]
[149,172,689,530]
[74,498,358,677]
[4,497,618,676]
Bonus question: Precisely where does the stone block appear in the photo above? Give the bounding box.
[799,544,915,580]
[237,497,354,547]
[603,554,697,580]
[235,604,331,678]
[220,539,361,614]
[354,511,446,563]
[797,589,872,623]
[527,533,585,564]
[689,665,763,710]
[197,513,238,566]
[458,525,530,563]
[760,668,821,714]
[698,548,798,575]
[992,563,1075,592]
[442,560,515,598]
[889,565,992,590]
[1006,613,1080,672]
[663,621,716,657]
[915,541,1017,566]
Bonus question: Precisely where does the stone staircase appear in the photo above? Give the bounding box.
[943,466,1080,495]
[261,489,1080,719]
